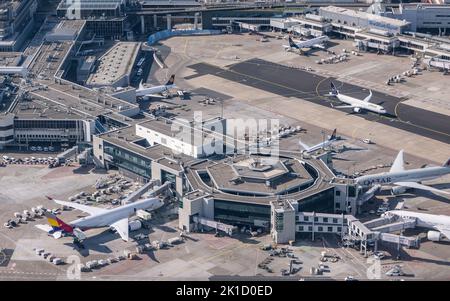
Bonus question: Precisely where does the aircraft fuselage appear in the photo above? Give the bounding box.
[356,166,450,187]
[70,198,163,229]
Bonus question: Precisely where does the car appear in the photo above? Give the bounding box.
[376,207,388,215]
[386,265,404,276]
[362,138,372,144]
[281,269,290,276]
[373,252,385,259]
[4,222,12,229]
[369,210,376,214]
[386,270,404,276]
[345,276,358,281]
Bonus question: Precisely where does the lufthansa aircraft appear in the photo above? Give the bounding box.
[299,129,337,154]
[329,82,387,115]
[136,74,176,99]
[283,36,329,53]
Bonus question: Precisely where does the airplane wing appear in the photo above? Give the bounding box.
[390,150,405,173]
[52,199,108,216]
[142,94,167,99]
[35,224,53,233]
[35,224,63,239]
[394,181,450,195]
[312,44,326,49]
[331,104,356,109]
[110,218,129,242]
[363,90,373,103]
[434,225,450,240]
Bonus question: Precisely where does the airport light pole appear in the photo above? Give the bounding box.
[321,130,325,151]
[397,223,404,260]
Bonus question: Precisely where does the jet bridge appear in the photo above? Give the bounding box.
[364,215,420,248]
[357,184,381,207]
[123,180,170,204]
[192,216,237,236]
[235,22,261,32]
[379,232,420,248]
[371,219,417,233]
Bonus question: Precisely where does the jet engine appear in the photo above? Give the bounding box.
[427,231,443,242]
[353,107,361,113]
[391,186,407,195]
[128,220,142,231]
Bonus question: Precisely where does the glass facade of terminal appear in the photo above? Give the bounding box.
[297,187,335,213]
[103,141,152,180]
[15,119,80,129]
[162,170,177,189]
[213,187,334,227]
[214,200,271,226]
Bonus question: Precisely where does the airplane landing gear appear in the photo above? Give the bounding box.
[73,237,85,249]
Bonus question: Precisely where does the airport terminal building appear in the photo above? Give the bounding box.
[270,6,450,65]
[90,114,372,239]
[382,3,450,35]
[0,9,408,244]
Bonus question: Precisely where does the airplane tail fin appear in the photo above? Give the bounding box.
[330,82,339,96]
[288,36,296,48]
[43,208,73,234]
[165,74,175,86]
[329,129,337,141]
[443,158,450,167]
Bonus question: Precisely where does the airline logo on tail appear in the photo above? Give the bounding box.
[329,128,337,141]
[330,82,339,96]
[444,158,450,167]
[44,211,73,234]
[288,37,299,49]
[166,74,175,86]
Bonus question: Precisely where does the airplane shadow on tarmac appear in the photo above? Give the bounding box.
[398,247,450,267]
[400,189,450,204]
[64,228,119,256]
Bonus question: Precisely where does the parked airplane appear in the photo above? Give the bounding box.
[136,74,176,98]
[355,150,450,196]
[299,129,337,154]
[328,82,387,115]
[383,210,450,241]
[35,196,164,242]
[283,36,329,52]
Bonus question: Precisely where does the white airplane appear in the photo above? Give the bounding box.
[283,36,329,52]
[36,196,164,242]
[135,74,176,99]
[383,210,450,241]
[299,129,337,154]
[355,150,450,196]
[328,82,387,115]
